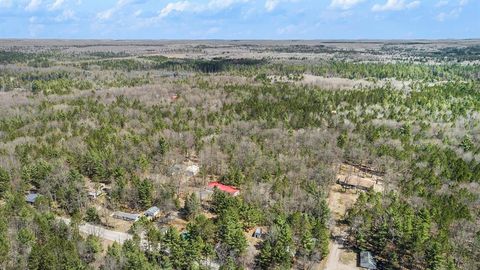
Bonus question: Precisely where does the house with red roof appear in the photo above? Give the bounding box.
[207,182,240,196]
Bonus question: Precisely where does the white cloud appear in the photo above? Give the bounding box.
[372,0,420,12]
[265,0,279,12]
[96,0,134,21]
[49,0,64,10]
[25,0,42,11]
[97,8,114,20]
[159,1,192,18]
[55,9,76,21]
[265,0,299,12]
[208,0,236,9]
[133,9,142,17]
[0,0,12,8]
[330,0,364,10]
[435,0,469,21]
[435,1,448,7]
[158,0,247,18]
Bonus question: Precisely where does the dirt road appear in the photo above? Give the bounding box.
[59,217,133,244]
[321,184,360,270]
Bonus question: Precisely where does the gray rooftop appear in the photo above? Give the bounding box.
[25,193,39,203]
[113,211,140,221]
[360,251,377,270]
[145,206,160,216]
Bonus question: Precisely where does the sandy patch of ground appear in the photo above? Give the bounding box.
[269,74,412,91]
[301,74,374,90]
[321,184,360,270]
[321,162,385,270]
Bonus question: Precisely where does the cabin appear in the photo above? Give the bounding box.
[207,182,240,196]
[337,175,376,191]
[359,251,377,269]
[25,193,39,204]
[113,211,140,222]
[144,206,160,219]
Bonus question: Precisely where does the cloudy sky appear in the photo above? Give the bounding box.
[0,0,478,39]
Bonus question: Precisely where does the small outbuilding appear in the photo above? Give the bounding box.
[252,228,263,238]
[198,189,214,201]
[185,165,200,177]
[359,251,377,270]
[144,206,160,219]
[338,175,376,191]
[113,211,140,222]
[25,193,39,204]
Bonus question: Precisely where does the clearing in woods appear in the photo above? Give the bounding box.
[321,163,384,270]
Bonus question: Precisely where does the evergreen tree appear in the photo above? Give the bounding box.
[184,193,201,220]
[136,179,153,208]
[217,208,247,255]
[259,218,294,269]
[0,168,10,198]
[258,241,273,269]
[426,241,446,270]
[0,216,9,266]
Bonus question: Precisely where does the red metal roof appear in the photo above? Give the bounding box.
[207,182,239,195]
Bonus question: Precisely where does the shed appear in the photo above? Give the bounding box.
[25,193,39,204]
[207,182,240,196]
[338,175,376,191]
[144,206,160,218]
[359,251,377,269]
[113,211,140,222]
[185,165,200,177]
[198,189,214,201]
[252,228,263,238]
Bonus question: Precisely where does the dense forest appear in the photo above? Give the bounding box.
[0,41,479,269]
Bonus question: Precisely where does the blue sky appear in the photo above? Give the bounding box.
[0,0,478,39]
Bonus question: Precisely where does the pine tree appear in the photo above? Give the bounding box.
[267,218,294,268]
[0,217,10,266]
[312,220,329,259]
[426,241,446,270]
[258,241,273,269]
[217,208,247,255]
[0,168,10,198]
[136,179,153,208]
[184,193,201,220]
